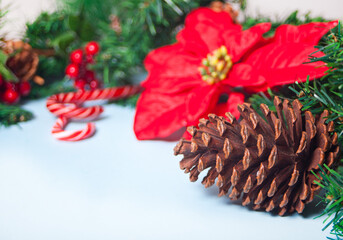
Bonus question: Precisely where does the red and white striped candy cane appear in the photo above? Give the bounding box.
[51,116,96,141]
[47,85,143,141]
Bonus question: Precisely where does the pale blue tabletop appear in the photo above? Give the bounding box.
[0,99,330,240]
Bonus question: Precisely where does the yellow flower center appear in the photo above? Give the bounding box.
[198,46,233,85]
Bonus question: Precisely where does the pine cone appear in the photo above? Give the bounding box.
[4,41,39,82]
[110,15,122,34]
[209,1,239,23]
[174,97,340,215]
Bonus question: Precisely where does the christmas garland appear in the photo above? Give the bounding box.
[0,1,342,239]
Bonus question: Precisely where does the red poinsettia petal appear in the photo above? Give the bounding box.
[243,42,327,89]
[262,63,328,88]
[143,43,203,94]
[177,27,218,55]
[183,92,244,140]
[186,91,244,127]
[144,43,182,71]
[176,28,210,57]
[182,92,244,139]
[223,23,271,62]
[184,7,237,32]
[222,63,266,88]
[186,84,221,124]
[134,90,189,141]
[212,92,245,119]
[177,8,241,54]
[271,21,337,45]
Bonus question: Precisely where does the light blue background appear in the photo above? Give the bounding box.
[0,99,330,239]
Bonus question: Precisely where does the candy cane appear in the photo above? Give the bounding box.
[47,85,143,141]
[51,116,96,141]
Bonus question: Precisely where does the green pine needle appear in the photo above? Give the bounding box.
[0,103,33,127]
[315,165,343,239]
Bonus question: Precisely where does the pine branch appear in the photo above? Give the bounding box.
[25,11,70,78]
[314,165,343,240]
[27,79,73,99]
[0,103,33,127]
[248,88,276,112]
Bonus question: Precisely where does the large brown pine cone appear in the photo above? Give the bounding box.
[174,97,340,215]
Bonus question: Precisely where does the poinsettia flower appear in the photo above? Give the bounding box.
[134,7,337,141]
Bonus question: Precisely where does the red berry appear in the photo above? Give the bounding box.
[2,88,20,104]
[0,75,3,86]
[70,49,83,64]
[6,82,14,88]
[85,70,95,81]
[85,41,100,55]
[89,79,100,89]
[5,82,17,91]
[19,82,31,96]
[74,79,86,90]
[86,55,94,63]
[66,64,79,78]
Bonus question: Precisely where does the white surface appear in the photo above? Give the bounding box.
[1,0,57,39]
[0,99,330,240]
[245,0,343,21]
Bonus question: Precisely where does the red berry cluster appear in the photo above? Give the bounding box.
[66,41,101,90]
[0,75,31,104]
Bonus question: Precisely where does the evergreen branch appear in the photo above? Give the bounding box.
[315,165,343,240]
[248,88,276,113]
[0,103,33,127]
[27,79,73,99]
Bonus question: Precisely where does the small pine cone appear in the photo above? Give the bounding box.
[110,15,122,34]
[4,41,39,82]
[209,1,239,23]
[174,97,340,215]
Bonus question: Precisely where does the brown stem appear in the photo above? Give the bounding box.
[32,48,56,57]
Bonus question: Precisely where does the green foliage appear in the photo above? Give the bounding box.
[25,11,69,78]
[28,79,74,99]
[95,0,213,85]
[111,94,140,108]
[62,0,115,23]
[230,0,247,10]
[25,0,213,87]
[314,165,343,240]
[0,51,17,82]
[248,89,275,113]
[0,103,33,127]
[25,12,68,50]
